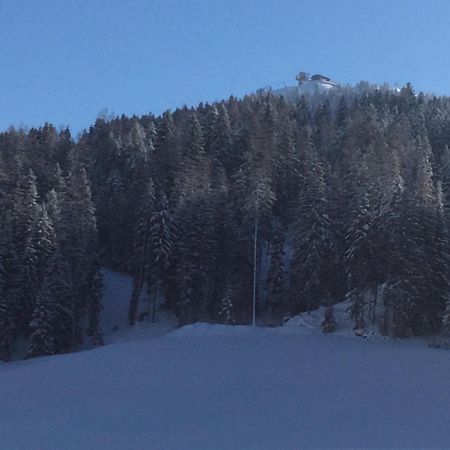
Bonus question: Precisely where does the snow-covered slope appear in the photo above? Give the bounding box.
[1,271,448,449]
[1,322,449,450]
[285,299,389,341]
[100,268,177,345]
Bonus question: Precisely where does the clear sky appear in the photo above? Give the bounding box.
[1,0,450,135]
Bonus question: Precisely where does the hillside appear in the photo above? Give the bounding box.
[2,82,450,361]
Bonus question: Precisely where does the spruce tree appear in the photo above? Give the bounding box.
[266,224,286,313]
[218,287,234,324]
[153,111,178,199]
[28,252,74,357]
[442,299,450,336]
[59,163,99,344]
[0,257,14,360]
[128,179,156,325]
[345,189,372,331]
[27,280,57,358]
[173,114,209,203]
[86,263,104,346]
[290,148,332,313]
[206,103,232,172]
[174,194,217,324]
[146,192,174,321]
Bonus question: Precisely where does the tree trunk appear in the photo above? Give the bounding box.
[129,278,144,325]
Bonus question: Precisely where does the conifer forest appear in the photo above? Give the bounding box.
[2,83,450,361]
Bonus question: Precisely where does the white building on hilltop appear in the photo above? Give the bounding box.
[296,72,335,96]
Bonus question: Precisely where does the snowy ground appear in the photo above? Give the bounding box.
[1,271,449,449]
[284,299,390,341]
[100,269,177,345]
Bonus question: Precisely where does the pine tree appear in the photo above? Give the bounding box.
[13,234,40,334]
[345,189,372,331]
[45,189,62,236]
[10,169,40,256]
[439,145,450,225]
[146,192,174,321]
[273,120,302,220]
[128,179,156,325]
[175,114,209,202]
[14,205,60,352]
[27,282,57,358]
[313,101,337,161]
[25,124,59,196]
[174,194,217,324]
[28,252,74,357]
[14,206,58,332]
[206,103,232,172]
[383,182,432,336]
[290,147,332,313]
[33,206,58,278]
[295,96,311,127]
[148,193,173,277]
[218,287,234,324]
[266,224,286,313]
[442,299,450,336]
[59,163,99,344]
[0,256,14,360]
[336,96,349,129]
[222,169,253,320]
[153,111,178,199]
[86,262,104,346]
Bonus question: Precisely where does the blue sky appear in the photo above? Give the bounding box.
[1,0,450,134]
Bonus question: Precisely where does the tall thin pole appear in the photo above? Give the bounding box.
[252,197,258,328]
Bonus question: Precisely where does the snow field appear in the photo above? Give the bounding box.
[1,270,449,450]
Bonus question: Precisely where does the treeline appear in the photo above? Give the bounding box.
[0,129,102,360]
[2,84,450,360]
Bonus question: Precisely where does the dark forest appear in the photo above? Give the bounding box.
[2,83,450,360]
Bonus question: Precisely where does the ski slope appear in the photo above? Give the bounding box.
[1,322,449,449]
[1,270,449,449]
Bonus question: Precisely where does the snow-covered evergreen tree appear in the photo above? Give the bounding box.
[218,287,234,324]
[345,189,372,331]
[266,224,286,312]
[0,256,14,361]
[86,262,104,346]
[153,111,178,199]
[28,252,73,357]
[59,162,99,344]
[128,179,156,325]
[27,281,57,358]
[442,299,450,336]
[205,103,232,172]
[146,192,174,321]
[174,114,209,202]
[290,139,332,313]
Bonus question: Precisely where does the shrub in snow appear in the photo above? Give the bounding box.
[321,306,336,333]
[218,289,234,324]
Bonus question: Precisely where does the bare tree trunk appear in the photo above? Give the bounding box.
[369,285,378,324]
[151,289,158,323]
[372,285,378,324]
[129,278,144,325]
[384,304,394,337]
